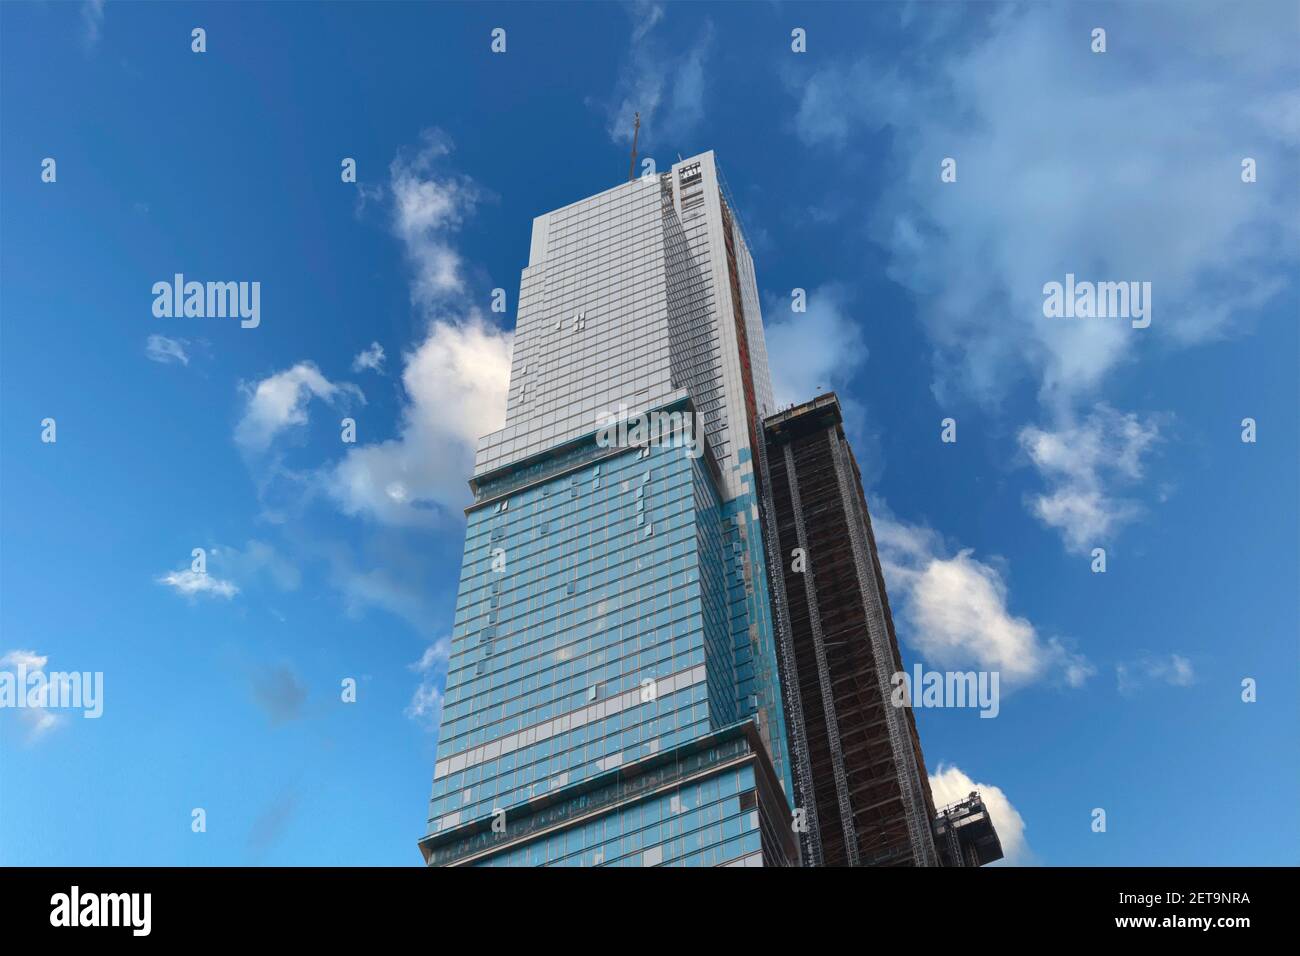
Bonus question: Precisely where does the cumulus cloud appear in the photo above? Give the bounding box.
[327,316,510,525]
[326,130,512,526]
[873,506,1093,688]
[234,362,364,455]
[1018,405,1163,553]
[351,341,386,374]
[929,763,1030,865]
[601,2,713,151]
[1117,653,1195,695]
[764,283,868,408]
[156,568,239,599]
[145,334,190,366]
[227,131,510,637]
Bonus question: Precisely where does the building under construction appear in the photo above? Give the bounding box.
[757,393,1002,867]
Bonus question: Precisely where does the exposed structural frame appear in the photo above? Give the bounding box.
[759,393,951,866]
[755,430,823,866]
[826,425,938,866]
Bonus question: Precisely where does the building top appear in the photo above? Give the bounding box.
[763,391,844,437]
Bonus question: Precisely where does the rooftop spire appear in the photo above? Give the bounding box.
[628,111,641,182]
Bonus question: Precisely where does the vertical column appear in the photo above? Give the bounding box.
[827,429,939,867]
[783,443,860,866]
[757,433,823,866]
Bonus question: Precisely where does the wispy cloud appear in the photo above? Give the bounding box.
[156,568,239,599]
[145,334,189,366]
[1117,654,1195,696]
[1,649,62,739]
[351,341,386,374]
[80,0,105,49]
[600,3,713,152]
[789,2,1297,553]
[764,283,867,409]
[386,130,481,312]
[406,638,450,732]
[792,3,1297,409]
[234,362,363,455]
[1018,405,1164,553]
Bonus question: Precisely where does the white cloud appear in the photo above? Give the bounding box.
[764,283,867,408]
[929,764,1030,865]
[792,3,1297,411]
[1117,653,1195,695]
[154,541,297,605]
[156,568,239,599]
[873,506,1092,688]
[406,683,443,729]
[406,638,450,731]
[0,649,46,671]
[630,1,663,43]
[227,132,509,637]
[145,334,189,366]
[1018,406,1163,553]
[328,315,511,525]
[351,341,386,374]
[791,3,1296,553]
[234,362,363,454]
[601,4,713,151]
[323,131,513,527]
[1,650,70,740]
[211,541,301,592]
[81,0,104,48]
[388,130,480,311]
[411,639,450,674]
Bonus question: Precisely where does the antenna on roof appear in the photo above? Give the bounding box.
[628,112,641,182]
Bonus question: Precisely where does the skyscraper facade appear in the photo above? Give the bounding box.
[417,154,999,868]
[419,153,796,867]
[758,394,941,866]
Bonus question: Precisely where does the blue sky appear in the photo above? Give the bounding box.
[2,1,1296,866]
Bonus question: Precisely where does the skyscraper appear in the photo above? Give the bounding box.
[758,394,1002,867]
[419,153,796,867]
[758,394,940,866]
[417,153,999,868]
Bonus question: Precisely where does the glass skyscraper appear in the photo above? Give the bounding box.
[418,153,796,867]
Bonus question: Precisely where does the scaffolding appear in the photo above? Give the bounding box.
[760,394,941,866]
